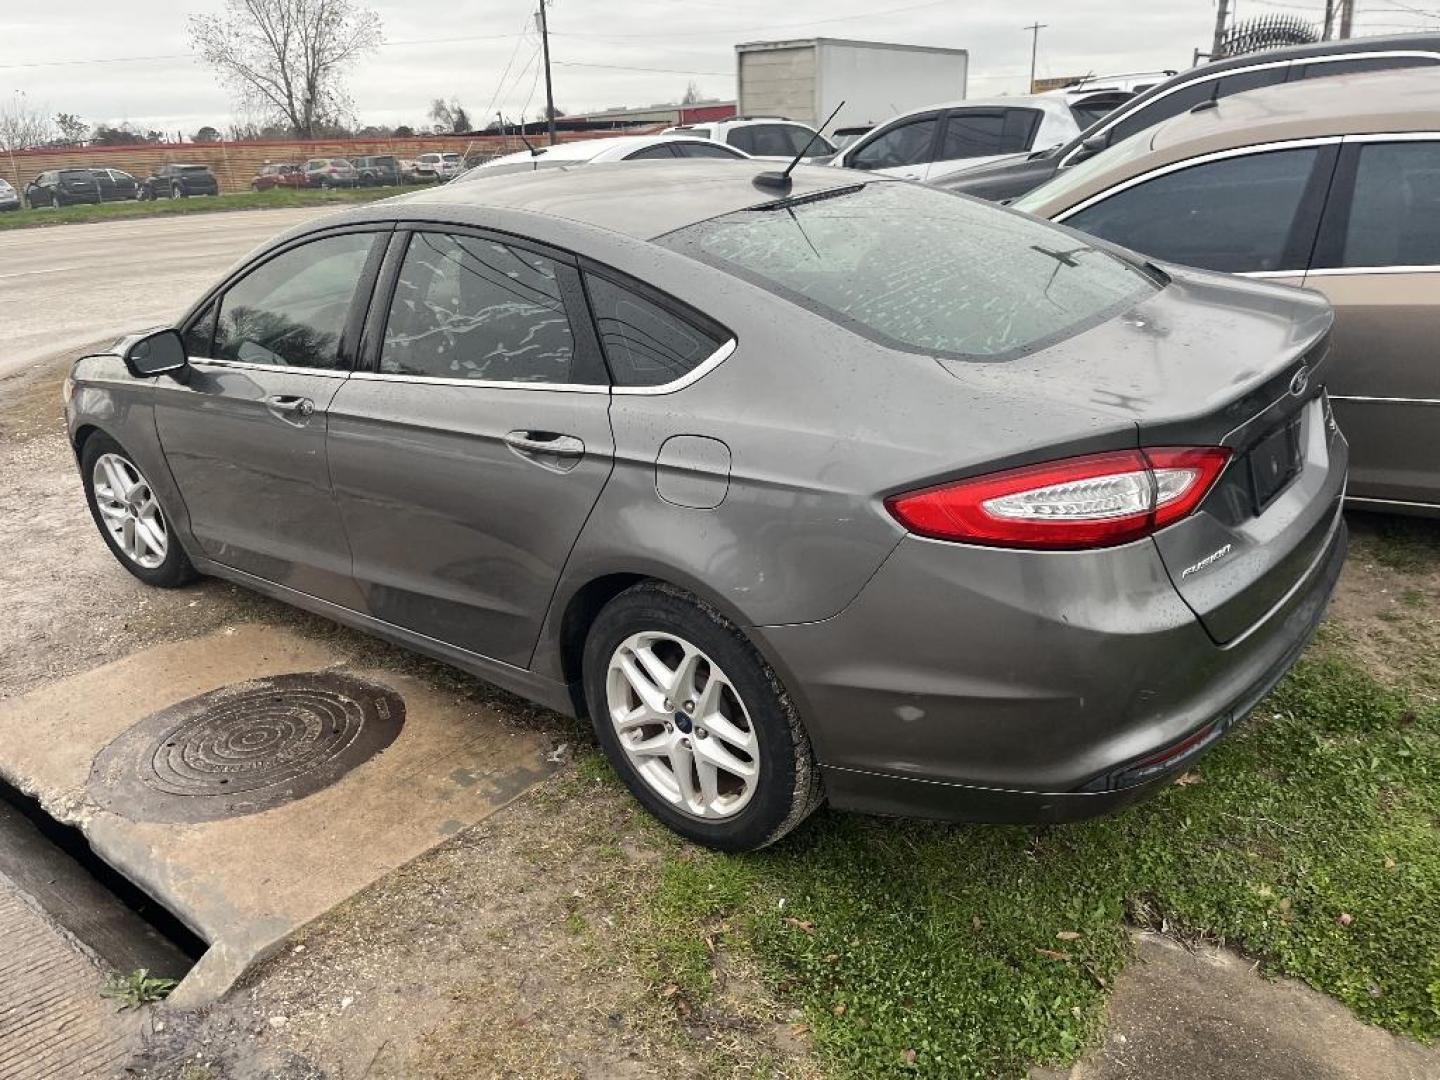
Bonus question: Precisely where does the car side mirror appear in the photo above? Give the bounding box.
[1071,133,1111,164]
[123,328,189,379]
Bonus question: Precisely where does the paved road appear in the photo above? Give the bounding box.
[0,208,338,378]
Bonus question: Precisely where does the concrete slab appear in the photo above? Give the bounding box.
[0,624,558,1007]
[1033,932,1440,1080]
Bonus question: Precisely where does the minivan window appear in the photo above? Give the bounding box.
[584,272,725,387]
[213,232,374,369]
[660,181,1157,360]
[1334,141,1440,268]
[1063,147,1322,274]
[380,231,583,384]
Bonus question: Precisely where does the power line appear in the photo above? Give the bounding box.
[551,60,732,76]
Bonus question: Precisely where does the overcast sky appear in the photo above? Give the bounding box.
[3,0,1436,137]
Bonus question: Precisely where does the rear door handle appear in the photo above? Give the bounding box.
[504,430,585,470]
[264,395,315,422]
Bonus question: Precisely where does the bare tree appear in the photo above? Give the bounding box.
[428,97,471,134]
[0,95,56,152]
[55,112,88,145]
[680,80,703,105]
[188,0,382,138]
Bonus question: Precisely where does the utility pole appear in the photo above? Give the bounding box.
[1211,0,1230,58]
[536,0,557,146]
[1322,0,1335,40]
[1338,0,1355,38]
[1024,22,1046,93]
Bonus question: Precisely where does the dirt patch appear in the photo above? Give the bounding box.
[130,776,818,1080]
[1321,514,1440,706]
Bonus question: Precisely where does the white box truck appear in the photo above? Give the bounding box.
[735,38,969,133]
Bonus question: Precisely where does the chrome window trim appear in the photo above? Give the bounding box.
[349,370,609,393]
[1057,50,1440,169]
[188,357,350,378]
[1330,394,1440,406]
[611,337,737,396]
[1346,495,1440,511]
[1345,130,1440,143]
[1053,137,1342,224]
[1305,265,1440,276]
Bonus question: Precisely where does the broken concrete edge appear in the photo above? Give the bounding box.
[159,773,558,1011]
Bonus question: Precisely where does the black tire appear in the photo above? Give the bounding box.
[582,581,823,851]
[80,433,197,589]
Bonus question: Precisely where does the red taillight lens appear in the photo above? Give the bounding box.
[884,446,1230,550]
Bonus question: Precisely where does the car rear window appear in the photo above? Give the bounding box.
[658,181,1158,360]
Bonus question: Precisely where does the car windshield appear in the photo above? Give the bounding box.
[659,180,1158,360]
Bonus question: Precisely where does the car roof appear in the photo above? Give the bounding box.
[880,93,1076,127]
[1018,69,1440,216]
[479,134,744,168]
[336,159,875,241]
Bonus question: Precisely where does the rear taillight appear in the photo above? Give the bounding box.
[884,447,1230,550]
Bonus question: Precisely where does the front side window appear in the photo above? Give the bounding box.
[380,232,583,384]
[848,117,939,170]
[584,273,725,387]
[213,232,375,369]
[1333,141,1440,268]
[675,142,746,159]
[660,181,1157,360]
[1064,148,1323,274]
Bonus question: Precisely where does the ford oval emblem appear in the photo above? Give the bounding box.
[1289,365,1310,397]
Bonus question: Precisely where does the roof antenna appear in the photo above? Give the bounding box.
[499,112,539,155]
[754,100,845,192]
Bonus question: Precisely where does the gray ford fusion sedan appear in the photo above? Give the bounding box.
[65,161,1348,850]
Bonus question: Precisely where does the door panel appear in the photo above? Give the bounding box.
[327,383,614,665]
[1304,271,1440,506]
[154,366,361,603]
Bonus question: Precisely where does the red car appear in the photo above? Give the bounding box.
[250,163,307,192]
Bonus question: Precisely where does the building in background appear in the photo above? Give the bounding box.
[735,38,969,131]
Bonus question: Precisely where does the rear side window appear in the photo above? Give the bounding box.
[1064,148,1324,273]
[583,273,726,387]
[380,231,586,384]
[1330,141,1440,268]
[939,109,1039,159]
[214,232,374,369]
[660,181,1157,360]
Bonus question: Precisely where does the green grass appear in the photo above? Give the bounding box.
[0,186,404,230]
[622,656,1440,1078]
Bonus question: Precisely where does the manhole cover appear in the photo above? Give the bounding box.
[88,672,405,822]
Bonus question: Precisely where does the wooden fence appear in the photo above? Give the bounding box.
[1,131,646,195]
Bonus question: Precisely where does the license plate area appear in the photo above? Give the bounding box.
[1247,416,1303,513]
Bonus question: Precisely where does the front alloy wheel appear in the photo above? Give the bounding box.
[92,452,167,569]
[606,631,760,819]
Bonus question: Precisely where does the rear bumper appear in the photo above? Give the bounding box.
[754,500,1346,824]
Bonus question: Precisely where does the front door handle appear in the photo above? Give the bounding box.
[265,395,315,423]
[504,430,585,471]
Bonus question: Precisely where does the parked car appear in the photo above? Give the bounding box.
[826,92,1121,184]
[666,117,835,161]
[251,163,307,191]
[138,164,220,200]
[1015,69,1438,514]
[415,152,464,180]
[25,169,101,208]
[936,32,1440,203]
[352,155,402,186]
[67,160,1345,849]
[303,158,358,188]
[453,134,749,182]
[0,178,19,211]
[91,168,139,202]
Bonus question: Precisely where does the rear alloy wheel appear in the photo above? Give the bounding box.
[584,582,823,850]
[81,434,196,588]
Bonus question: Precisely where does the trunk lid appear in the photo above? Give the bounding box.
[935,265,1343,645]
